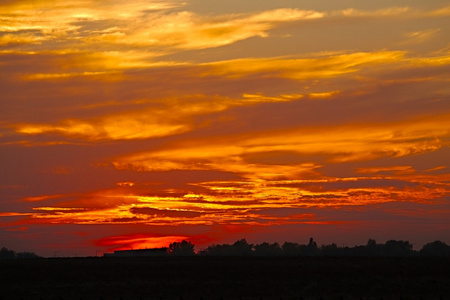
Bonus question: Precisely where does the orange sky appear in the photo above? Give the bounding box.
[1,0,449,257]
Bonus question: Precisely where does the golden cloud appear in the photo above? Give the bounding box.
[403,28,441,44]
[19,169,449,226]
[112,113,450,177]
[0,0,323,55]
[426,5,450,17]
[15,104,194,141]
[0,33,45,46]
[356,166,415,175]
[335,7,410,18]
[85,8,324,50]
[202,51,405,79]
[13,91,307,141]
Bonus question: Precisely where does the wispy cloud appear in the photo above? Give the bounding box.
[6,169,447,228]
[0,2,322,55]
[112,114,450,176]
[403,28,441,44]
[202,51,405,79]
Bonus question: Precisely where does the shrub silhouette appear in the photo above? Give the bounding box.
[253,242,282,256]
[281,242,301,256]
[420,240,450,257]
[0,247,40,259]
[201,239,253,256]
[168,240,195,256]
[383,240,414,256]
[0,247,16,259]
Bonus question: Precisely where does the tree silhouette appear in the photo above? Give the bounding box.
[320,243,339,256]
[383,240,413,256]
[200,239,253,256]
[254,242,282,256]
[168,240,195,256]
[0,247,40,259]
[281,242,300,256]
[364,239,381,256]
[16,251,40,259]
[0,247,16,259]
[420,240,450,257]
[230,239,253,256]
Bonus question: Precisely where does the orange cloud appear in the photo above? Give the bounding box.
[335,7,410,18]
[22,194,64,202]
[0,212,32,217]
[96,8,324,50]
[12,90,308,141]
[15,104,194,141]
[0,33,44,46]
[356,166,415,175]
[112,114,450,177]
[14,165,447,227]
[0,1,322,56]
[97,234,189,251]
[403,28,441,44]
[202,51,406,80]
[426,6,450,17]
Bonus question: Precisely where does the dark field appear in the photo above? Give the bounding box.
[1,257,449,300]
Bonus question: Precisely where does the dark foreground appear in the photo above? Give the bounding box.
[1,257,449,300]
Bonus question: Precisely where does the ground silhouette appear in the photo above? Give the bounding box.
[1,240,450,299]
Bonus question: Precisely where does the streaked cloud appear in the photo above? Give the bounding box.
[1,2,323,55]
[101,8,324,50]
[403,28,441,44]
[335,6,410,17]
[202,51,405,79]
[112,114,450,176]
[356,166,415,175]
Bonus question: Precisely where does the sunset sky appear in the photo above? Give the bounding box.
[1,0,449,257]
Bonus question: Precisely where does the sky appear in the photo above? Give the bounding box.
[0,0,449,257]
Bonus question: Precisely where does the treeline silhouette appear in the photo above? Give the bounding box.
[2,238,450,258]
[171,238,450,257]
[0,247,40,259]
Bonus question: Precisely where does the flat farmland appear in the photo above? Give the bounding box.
[0,257,449,300]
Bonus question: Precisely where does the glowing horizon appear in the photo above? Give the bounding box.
[1,0,449,257]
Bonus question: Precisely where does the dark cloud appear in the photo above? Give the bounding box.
[130,207,203,218]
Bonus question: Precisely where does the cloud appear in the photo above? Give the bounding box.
[426,5,450,17]
[0,212,32,216]
[0,0,182,32]
[0,32,44,46]
[12,94,224,140]
[130,207,203,218]
[356,166,415,175]
[16,117,190,141]
[22,194,64,202]
[202,51,405,79]
[112,114,450,177]
[10,168,446,228]
[11,89,310,141]
[81,8,324,50]
[335,7,410,18]
[96,234,189,251]
[403,28,441,44]
[0,1,323,54]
